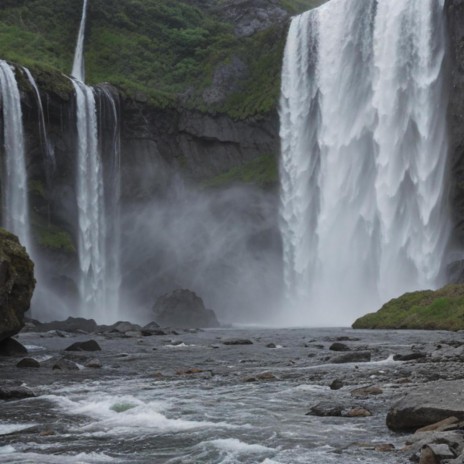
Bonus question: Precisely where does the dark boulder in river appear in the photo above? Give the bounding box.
[0,229,35,342]
[387,380,464,432]
[153,289,219,328]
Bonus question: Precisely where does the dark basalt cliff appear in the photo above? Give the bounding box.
[445,0,464,278]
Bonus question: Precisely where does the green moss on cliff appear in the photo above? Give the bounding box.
[30,214,75,254]
[352,284,464,331]
[0,0,326,116]
[202,153,278,188]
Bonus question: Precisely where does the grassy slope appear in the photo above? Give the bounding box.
[0,0,325,117]
[352,285,464,331]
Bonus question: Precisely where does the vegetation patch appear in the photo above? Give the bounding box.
[202,153,278,189]
[31,213,75,254]
[352,284,464,331]
[0,0,326,116]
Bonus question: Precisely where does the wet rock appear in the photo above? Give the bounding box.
[351,385,383,397]
[345,407,372,417]
[223,338,253,345]
[394,352,427,361]
[16,357,40,368]
[329,342,350,351]
[330,351,371,364]
[0,338,28,356]
[108,321,141,335]
[52,359,80,370]
[0,229,36,342]
[33,317,97,334]
[420,444,455,464]
[153,289,219,328]
[307,402,344,417]
[64,340,101,352]
[0,385,36,399]
[330,379,344,390]
[141,322,165,336]
[416,417,460,433]
[85,358,102,369]
[387,380,464,432]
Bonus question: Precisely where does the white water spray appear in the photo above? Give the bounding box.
[279,0,450,326]
[0,60,32,253]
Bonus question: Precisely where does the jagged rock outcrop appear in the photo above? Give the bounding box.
[153,289,219,328]
[0,228,35,341]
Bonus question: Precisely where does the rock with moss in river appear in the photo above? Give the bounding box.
[0,229,36,342]
[352,284,464,331]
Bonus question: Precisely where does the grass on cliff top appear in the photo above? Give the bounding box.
[0,0,325,117]
[201,153,278,189]
[352,284,464,331]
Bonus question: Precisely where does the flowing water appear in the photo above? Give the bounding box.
[279,0,450,326]
[0,60,32,253]
[71,0,121,322]
[72,0,88,83]
[72,79,107,321]
[23,67,55,178]
[2,327,454,464]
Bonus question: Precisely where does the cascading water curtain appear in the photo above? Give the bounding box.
[0,60,32,253]
[279,0,450,326]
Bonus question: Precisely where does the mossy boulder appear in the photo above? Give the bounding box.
[0,228,36,342]
[153,289,219,328]
[352,284,464,331]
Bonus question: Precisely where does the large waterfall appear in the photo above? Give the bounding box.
[0,60,32,253]
[279,0,450,326]
[72,0,121,321]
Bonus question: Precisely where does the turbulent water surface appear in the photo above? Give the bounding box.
[1,327,460,464]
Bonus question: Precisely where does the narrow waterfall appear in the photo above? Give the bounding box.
[0,60,32,253]
[96,84,122,319]
[279,0,450,326]
[72,0,88,83]
[71,0,121,321]
[23,67,55,177]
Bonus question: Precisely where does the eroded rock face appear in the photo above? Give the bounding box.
[0,229,35,342]
[153,289,219,328]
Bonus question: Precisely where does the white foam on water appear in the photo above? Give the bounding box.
[23,344,45,352]
[0,423,36,435]
[0,445,16,454]
[46,393,232,435]
[207,438,274,454]
[0,451,115,463]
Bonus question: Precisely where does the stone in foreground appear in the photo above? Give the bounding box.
[65,340,101,352]
[153,289,219,328]
[0,228,35,342]
[387,380,464,432]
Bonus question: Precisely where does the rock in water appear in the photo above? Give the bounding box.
[153,289,219,328]
[0,229,35,342]
[387,380,464,432]
[0,338,28,356]
[65,340,101,352]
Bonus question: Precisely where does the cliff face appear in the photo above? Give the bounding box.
[445,0,464,277]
